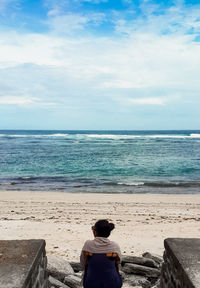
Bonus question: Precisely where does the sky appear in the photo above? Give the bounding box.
[0,0,200,130]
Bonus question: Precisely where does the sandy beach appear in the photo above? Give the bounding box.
[0,191,200,261]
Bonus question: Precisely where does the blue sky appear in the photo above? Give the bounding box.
[0,0,200,129]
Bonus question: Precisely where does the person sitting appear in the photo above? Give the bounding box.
[80,219,122,288]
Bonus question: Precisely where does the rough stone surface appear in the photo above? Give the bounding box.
[74,272,82,278]
[48,276,70,288]
[0,239,48,288]
[64,274,81,288]
[124,275,151,288]
[122,255,159,268]
[47,254,74,281]
[119,270,126,280]
[69,262,82,272]
[123,284,142,288]
[160,238,200,288]
[142,252,163,266]
[150,278,160,288]
[122,263,160,278]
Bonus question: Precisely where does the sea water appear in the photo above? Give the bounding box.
[0,130,200,194]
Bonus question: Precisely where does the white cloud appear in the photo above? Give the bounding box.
[0,0,16,11]
[0,2,200,115]
[129,97,166,105]
[48,14,88,33]
[47,12,106,34]
[0,28,200,110]
[0,32,62,66]
[0,95,58,107]
[0,96,38,105]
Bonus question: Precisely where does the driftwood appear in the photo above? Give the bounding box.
[125,274,151,288]
[64,274,82,288]
[48,275,71,288]
[122,255,159,268]
[142,252,163,266]
[122,263,161,278]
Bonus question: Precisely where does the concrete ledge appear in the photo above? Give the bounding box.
[0,239,47,288]
[161,238,200,288]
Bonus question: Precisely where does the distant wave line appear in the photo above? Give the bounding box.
[0,133,200,139]
[116,181,200,188]
[0,134,69,138]
[2,176,200,188]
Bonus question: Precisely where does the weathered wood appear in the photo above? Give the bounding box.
[122,263,161,278]
[49,276,71,288]
[142,252,163,265]
[150,278,160,288]
[64,274,82,288]
[122,255,159,268]
[124,274,151,288]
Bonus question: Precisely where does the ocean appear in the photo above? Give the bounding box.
[0,130,200,194]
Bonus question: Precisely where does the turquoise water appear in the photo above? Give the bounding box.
[0,130,200,193]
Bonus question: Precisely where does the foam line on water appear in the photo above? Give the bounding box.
[0,133,200,139]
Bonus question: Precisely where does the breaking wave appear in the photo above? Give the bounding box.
[0,132,200,140]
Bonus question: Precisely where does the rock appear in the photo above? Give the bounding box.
[122,263,160,278]
[125,275,151,288]
[74,271,82,278]
[119,270,126,280]
[150,278,160,288]
[142,252,163,266]
[123,284,142,288]
[64,274,82,288]
[48,276,71,288]
[69,261,83,272]
[47,254,74,281]
[122,256,159,268]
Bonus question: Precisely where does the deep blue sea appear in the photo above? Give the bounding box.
[0,130,200,194]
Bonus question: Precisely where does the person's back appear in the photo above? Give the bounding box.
[80,219,122,288]
[84,253,122,288]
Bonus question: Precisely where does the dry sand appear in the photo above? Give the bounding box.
[0,191,200,261]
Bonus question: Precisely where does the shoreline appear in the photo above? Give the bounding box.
[0,187,200,194]
[1,190,200,261]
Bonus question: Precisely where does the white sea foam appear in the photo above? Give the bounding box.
[117,182,144,186]
[147,135,187,138]
[190,133,200,138]
[0,133,69,138]
[0,133,200,139]
[149,134,200,138]
[0,134,41,137]
[32,134,69,137]
[48,134,69,137]
[86,134,184,140]
[86,133,200,139]
[86,134,141,139]
[8,135,30,137]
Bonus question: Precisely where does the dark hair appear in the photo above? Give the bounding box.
[94,219,115,238]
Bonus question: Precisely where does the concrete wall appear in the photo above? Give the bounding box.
[160,238,200,288]
[0,240,48,288]
[1,238,200,288]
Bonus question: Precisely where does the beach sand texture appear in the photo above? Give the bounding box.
[0,191,200,261]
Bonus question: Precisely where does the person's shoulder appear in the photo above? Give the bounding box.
[84,239,94,245]
[109,240,120,249]
[82,239,94,250]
